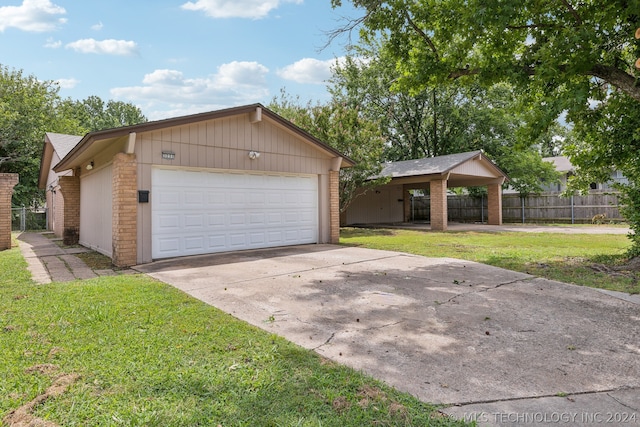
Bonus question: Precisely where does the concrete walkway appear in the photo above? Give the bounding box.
[15,232,133,283]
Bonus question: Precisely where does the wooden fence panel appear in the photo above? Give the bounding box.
[411,192,622,224]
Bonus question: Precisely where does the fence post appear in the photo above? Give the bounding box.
[571,195,575,224]
[21,205,26,231]
[521,197,525,224]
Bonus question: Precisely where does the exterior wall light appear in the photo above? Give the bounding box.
[86,161,94,170]
[248,151,260,160]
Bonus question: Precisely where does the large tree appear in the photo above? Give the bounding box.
[269,92,388,211]
[0,65,147,207]
[0,66,75,207]
[59,96,147,133]
[330,0,639,105]
[329,45,559,196]
[331,0,640,253]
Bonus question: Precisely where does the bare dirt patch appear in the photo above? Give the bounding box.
[3,365,80,427]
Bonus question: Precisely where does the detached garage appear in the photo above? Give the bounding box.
[38,104,353,267]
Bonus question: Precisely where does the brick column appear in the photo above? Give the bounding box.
[0,174,19,250]
[329,170,340,244]
[58,175,80,245]
[112,153,138,267]
[487,183,503,225]
[430,179,448,231]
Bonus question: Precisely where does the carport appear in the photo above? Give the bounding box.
[344,151,508,231]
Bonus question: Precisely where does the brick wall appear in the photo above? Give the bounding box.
[430,179,448,231]
[53,190,65,237]
[112,153,137,267]
[58,175,80,245]
[0,174,19,250]
[329,170,340,244]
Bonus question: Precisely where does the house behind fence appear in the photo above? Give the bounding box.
[411,191,622,224]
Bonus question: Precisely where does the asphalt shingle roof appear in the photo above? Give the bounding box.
[378,150,484,178]
[46,132,83,159]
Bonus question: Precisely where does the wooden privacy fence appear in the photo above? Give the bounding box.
[411,191,623,224]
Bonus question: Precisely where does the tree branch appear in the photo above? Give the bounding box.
[404,11,440,60]
[588,64,640,102]
[506,23,563,30]
[559,0,583,26]
[448,67,479,79]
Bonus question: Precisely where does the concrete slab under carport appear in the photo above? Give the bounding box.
[136,245,639,425]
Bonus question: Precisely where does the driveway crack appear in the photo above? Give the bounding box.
[313,332,336,350]
[608,391,640,411]
[365,320,405,331]
[445,386,638,407]
[437,277,535,306]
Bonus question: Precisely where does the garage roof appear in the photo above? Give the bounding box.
[53,103,355,173]
[38,132,84,189]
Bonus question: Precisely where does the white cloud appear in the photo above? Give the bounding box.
[56,78,79,89]
[91,21,103,31]
[181,0,302,20]
[110,61,270,119]
[43,36,61,48]
[0,0,66,32]
[65,38,138,56]
[278,57,344,85]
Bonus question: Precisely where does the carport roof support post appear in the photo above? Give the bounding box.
[0,173,18,250]
[487,183,503,225]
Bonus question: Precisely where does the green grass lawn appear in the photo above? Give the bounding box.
[1,242,467,426]
[341,227,639,295]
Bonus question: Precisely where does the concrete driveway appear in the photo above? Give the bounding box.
[136,245,640,425]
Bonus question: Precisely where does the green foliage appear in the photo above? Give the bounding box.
[59,95,147,133]
[329,48,559,195]
[332,0,640,104]
[0,66,68,207]
[0,64,146,207]
[269,91,388,211]
[0,245,465,426]
[332,0,640,253]
[564,91,640,255]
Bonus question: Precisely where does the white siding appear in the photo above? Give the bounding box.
[80,164,113,257]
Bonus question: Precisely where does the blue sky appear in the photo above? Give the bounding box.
[0,0,360,120]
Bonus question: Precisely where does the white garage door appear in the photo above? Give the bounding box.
[151,168,318,259]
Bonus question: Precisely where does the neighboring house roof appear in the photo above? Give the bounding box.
[37,132,83,189]
[543,156,574,173]
[53,103,355,173]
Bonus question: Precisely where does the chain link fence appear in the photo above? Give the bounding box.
[11,207,48,231]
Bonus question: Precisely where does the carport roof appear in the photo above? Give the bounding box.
[376,150,508,187]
